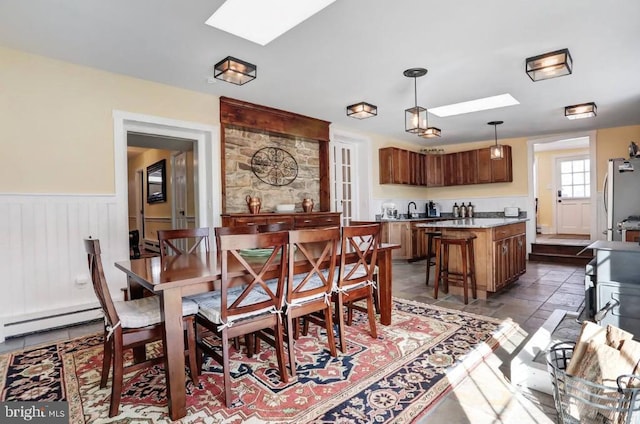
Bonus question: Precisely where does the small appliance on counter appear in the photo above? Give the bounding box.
[426,201,440,217]
[504,206,520,217]
[381,202,398,219]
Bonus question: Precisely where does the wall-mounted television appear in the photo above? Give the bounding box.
[147,159,166,203]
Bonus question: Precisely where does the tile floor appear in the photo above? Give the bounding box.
[0,259,585,422]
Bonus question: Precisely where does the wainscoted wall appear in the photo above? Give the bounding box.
[224,127,320,213]
[0,194,128,341]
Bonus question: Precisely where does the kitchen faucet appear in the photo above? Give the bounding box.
[408,201,417,218]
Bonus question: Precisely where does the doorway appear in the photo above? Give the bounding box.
[127,133,195,252]
[330,129,373,224]
[528,133,596,247]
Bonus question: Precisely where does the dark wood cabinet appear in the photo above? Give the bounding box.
[425,154,443,187]
[477,146,513,183]
[379,145,511,187]
[458,150,478,185]
[222,212,341,229]
[442,153,459,186]
[379,147,410,184]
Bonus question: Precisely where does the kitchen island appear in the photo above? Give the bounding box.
[378,217,448,261]
[417,218,528,298]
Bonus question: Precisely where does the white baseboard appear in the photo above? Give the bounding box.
[2,303,103,341]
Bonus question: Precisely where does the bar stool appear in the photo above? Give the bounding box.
[433,234,477,304]
[424,231,442,286]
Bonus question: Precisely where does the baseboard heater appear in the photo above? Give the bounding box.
[144,238,161,254]
[1,304,103,342]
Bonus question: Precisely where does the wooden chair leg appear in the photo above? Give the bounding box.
[323,306,338,357]
[461,244,469,305]
[335,295,347,354]
[286,314,297,378]
[469,241,477,300]
[433,238,442,299]
[221,331,232,407]
[442,243,450,294]
[274,317,288,384]
[100,335,112,388]
[109,339,124,417]
[366,289,377,339]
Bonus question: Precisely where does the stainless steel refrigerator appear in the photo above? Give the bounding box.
[605,157,640,241]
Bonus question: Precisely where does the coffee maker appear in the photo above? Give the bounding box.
[426,200,440,217]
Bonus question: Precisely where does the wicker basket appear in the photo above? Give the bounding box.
[547,342,640,424]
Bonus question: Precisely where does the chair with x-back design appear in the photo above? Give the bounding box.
[157,227,210,260]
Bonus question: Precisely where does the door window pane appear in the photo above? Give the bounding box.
[560,158,590,199]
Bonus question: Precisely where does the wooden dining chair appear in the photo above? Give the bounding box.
[214,226,258,252]
[84,238,199,417]
[276,227,339,377]
[334,224,380,353]
[343,221,382,314]
[157,227,210,259]
[191,231,290,406]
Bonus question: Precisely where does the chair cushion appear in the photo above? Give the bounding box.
[113,296,198,329]
[331,263,372,292]
[192,286,274,325]
[286,273,328,305]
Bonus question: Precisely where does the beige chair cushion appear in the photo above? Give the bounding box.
[113,296,198,329]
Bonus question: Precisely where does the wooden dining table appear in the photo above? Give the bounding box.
[115,242,399,420]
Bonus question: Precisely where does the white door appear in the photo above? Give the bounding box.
[173,152,188,230]
[556,155,590,234]
[135,169,145,242]
[332,141,357,226]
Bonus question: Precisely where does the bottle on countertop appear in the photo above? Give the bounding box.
[460,203,467,218]
[453,202,460,218]
[467,202,474,218]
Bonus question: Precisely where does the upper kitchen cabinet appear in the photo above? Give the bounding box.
[442,153,459,186]
[379,147,411,185]
[457,150,479,185]
[477,146,513,183]
[425,154,443,187]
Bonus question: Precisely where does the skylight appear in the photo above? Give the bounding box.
[205,0,337,46]
[429,94,520,117]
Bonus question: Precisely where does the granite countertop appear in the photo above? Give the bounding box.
[378,217,445,222]
[587,240,640,253]
[414,217,529,229]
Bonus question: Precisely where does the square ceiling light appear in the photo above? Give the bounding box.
[565,102,597,120]
[429,94,519,117]
[206,0,337,46]
[214,56,256,85]
[346,102,377,119]
[526,48,573,81]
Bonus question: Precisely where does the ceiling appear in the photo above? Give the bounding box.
[1,0,639,146]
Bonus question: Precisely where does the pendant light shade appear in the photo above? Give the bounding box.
[488,121,504,160]
[526,48,572,82]
[346,102,377,119]
[214,56,257,85]
[404,68,441,137]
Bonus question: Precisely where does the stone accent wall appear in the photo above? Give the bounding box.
[225,127,320,213]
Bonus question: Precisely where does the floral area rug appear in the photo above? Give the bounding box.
[0,298,518,423]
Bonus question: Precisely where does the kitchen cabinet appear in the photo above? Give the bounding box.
[379,147,410,185]
[458,150,478,185]
[380,221,412,260]
[623,230,640,242]
[379,145,511,187]
[425,154,443,187]
[222,212,340,229]
[420,221,526,298]
[477,146,513,183]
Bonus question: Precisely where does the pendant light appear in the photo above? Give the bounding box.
[404,68,441,137]
[404,68,428,134]
[488,121,504,160]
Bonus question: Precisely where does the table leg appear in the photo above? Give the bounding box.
[128,278,147,364]
[160,288,187,420]
[377,249,393,325]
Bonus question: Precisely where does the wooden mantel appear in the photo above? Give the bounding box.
[219,97,331,213]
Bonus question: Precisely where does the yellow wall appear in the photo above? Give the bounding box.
[0,46,219,193]
[534,148,589,230]
[595,125,640,184]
